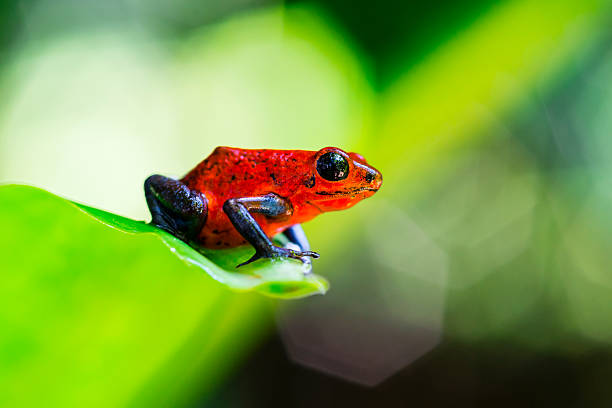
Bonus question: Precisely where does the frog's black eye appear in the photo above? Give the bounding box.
[316,152,349,181]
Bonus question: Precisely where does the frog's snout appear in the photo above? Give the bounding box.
[365,167,382,189]
[354,161,382,193]
[367,167,382,192]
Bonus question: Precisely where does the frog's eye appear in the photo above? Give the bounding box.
[316,152,349,181]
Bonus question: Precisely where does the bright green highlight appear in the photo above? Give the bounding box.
[377,0,610,183]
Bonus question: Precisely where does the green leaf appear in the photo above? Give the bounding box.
[0,183,328,407]
[4,184,328,299]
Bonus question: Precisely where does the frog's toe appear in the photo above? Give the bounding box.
[279,247,319,262]
[236,247,319,268]
[296,250,319,260]
[236,252,263,268]
[296,251,319,274]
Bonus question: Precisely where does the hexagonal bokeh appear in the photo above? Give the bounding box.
[277,134,540,383]
[277,207,447,386]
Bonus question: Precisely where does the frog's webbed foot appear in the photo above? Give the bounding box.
[237,246,319,268]
[144,175,208,242]
[223,194,320,268]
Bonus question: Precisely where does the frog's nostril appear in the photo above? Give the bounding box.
[372,170,382,189]
[365,169,382,189]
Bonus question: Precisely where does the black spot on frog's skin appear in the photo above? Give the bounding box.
[231,175,236,181]
[304,175,315,188]
[270,173,279,184]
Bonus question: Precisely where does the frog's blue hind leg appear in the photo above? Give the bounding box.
[282,224,314,271]
[144,175,208,242]
[282,224,310,252]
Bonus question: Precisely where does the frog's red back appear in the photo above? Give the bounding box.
[181,147,317,248]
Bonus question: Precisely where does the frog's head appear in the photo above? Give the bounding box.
[303,147,382,212]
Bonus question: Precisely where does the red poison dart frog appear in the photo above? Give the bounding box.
[145,147,382,267]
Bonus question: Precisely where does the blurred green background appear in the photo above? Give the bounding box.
[2,0,612,406]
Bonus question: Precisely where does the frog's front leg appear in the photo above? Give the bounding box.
[223,194,319,267]
[144,175,208,242]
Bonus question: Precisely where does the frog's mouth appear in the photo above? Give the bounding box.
[315,187,378,196]
[314,187,379,198]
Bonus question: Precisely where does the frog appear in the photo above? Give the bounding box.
[144,146,382,267]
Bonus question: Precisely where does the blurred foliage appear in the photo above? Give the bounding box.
[288,0,500,87]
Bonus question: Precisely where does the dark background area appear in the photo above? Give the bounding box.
[212,336,612,407]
